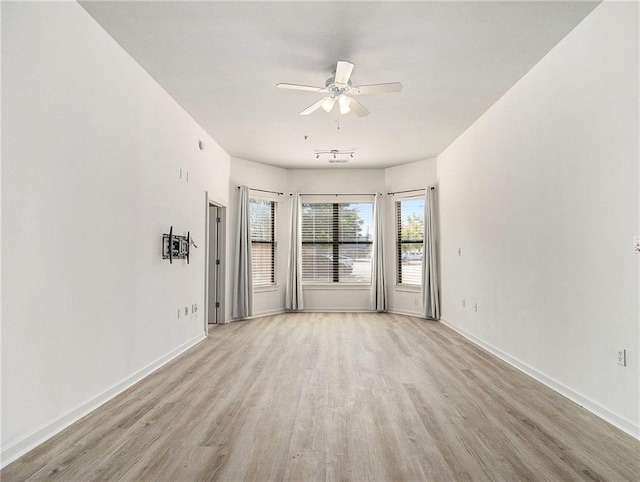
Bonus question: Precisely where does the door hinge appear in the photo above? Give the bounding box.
[215,301,220,308]
[216,217,221,223]
[216,259,220,265]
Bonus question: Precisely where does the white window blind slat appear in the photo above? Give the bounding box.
[396,198,425,286]
[250,198,276,286]
[301,201,373,283]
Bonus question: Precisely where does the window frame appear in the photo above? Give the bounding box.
[301,199,374,285]
[249,196,277,287]
[395,196,425,287]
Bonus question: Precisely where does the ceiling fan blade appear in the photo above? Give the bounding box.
[299,97,330,116]
[352,82,403,94]
[348,97,369,117]
[334,61,354,87]
[277,83,325,92]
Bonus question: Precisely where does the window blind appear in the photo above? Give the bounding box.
[250,198,276,286]
[301,201,373,283]
[396,198,425,286]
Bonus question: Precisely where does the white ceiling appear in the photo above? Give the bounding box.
[80,1,599,169]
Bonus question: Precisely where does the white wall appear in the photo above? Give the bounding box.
[288,168,385,311]
[5,2,636,466]
[384,159,438,316]
[229,158,288,319]
[226,161,439,315]
[1,1,230,464]
[227,161,439,315]
[437,1,639,436]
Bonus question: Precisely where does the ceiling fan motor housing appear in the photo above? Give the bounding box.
[325,76,352,96]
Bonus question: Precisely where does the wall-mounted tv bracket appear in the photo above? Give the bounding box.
[162,226,191,264]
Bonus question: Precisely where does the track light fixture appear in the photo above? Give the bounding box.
[314,149,355,161]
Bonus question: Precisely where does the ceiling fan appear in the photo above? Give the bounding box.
[277,61,402,117]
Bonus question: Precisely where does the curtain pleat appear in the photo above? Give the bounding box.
[370,193,387,311]
[422,187,440,319]
[286,193,304,311]
[232,186,253,319]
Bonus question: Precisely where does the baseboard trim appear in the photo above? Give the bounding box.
[387,308,424,318]
[253,308,288,317]
[1,332,207,468]
[438,317,640,440]
[229,309,379,322]
[228,308,287,323]
[300,308,375,313]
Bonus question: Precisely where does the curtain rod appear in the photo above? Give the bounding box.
[387,187,435,195]
[289,193,376,196]
[237,186,283,195]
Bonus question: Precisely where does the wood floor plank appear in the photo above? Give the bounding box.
[2,312,639,481]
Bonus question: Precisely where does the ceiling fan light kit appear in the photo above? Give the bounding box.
[277,60,402,118]
[338,95,351,115]
[321,97,335,113]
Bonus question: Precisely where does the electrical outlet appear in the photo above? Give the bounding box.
[617,348,626,366]
[473,303,478,312]
[185,306,189,316]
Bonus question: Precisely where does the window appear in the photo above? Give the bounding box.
[301,201,373,283]
[396,198,425,286]
[250,198,276,286]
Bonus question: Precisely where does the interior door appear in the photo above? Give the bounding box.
[208,204,220,324]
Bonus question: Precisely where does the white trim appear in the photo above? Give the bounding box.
[206,193,227,209]
[229,308,287,322]
[249,190,281,203]
[394,284,421,293]
[204,195,227,327]
[392,191,425,201]
[387,308,424,318]
[0,333,206,468]
[301,308,375,313]
[230,308,377,320]
[300,194,374,204]
[302,283,370,290]
[249,197,278,289]
[439,318,640,440]
[394,196,426,288]
[253,284,280,293]
[204,192,211,335]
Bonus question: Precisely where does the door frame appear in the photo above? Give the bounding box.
[204,192,227,334]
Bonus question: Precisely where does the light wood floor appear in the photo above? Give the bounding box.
[3,312,639,481]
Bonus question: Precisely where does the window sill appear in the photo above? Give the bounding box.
[395,284,421,293]
[254,284,280,293]
[303,283,371,290]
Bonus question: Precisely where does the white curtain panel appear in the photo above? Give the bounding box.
[422,186,440,319]
[285,193,304,311]
[231,186,253,319]
[370,193,387,311]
